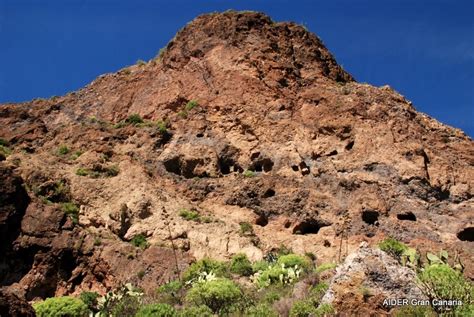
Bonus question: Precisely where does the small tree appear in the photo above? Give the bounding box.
[135,303,177,317]
[230,253,253,276]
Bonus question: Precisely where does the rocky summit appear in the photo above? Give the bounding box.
[0,11,473,316]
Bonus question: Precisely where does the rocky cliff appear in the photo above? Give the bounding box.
[0,11,472,315]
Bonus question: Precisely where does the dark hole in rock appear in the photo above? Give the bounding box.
[196,133,204,138]
[255,214,269,227]
[327,150,338,156]
[278,78,288,87]
[250,152,260,160]
[254,164,263,172]
[323,240,331,247]
[293,219,331,235]
[262,159,274,172]
[299,161,310,176]
[218,156,234,175]
[362,210,379,225]
[457,227,474,242]
[278,105,286,111]
[291,165,299,172]
[263,188,276,198]
[397,212,417,221]
[345,140,355,151]
[284,220,291,228]
[163,157,182,176]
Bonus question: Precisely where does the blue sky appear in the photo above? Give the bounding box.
[1,0,473,136]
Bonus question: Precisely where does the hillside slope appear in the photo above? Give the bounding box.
[0,11,472,315]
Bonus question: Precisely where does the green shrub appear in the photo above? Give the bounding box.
[245,303,278,317]
[157,280,183,305]
[185,278,242,314]
[0,138,9,146]
[126,114,144,125]
[61,202,79,224]
[70,150,83,160]
[135,303,176,317]
[252,260,270,273]
[418,264,472,313]
[243,169,256,177]
[80,291,99,311]
[316,263,337,274]
[0,144,12,157]
[177,110,188,118]
[289,300,315,317]
[378,237,408,259]
[393,305,436,317]
[76,168,89,176]
[130,234,149,249]
[230,253,253,276]
[177,305,213,317]
[104,165,119,177]
[310,282,329,304]
[277,254,311,271]
[182,258,227,282]
[33,296,89,317]
[239,221,254,236]
[179,209,200,222]
[314,303,334,316]
[57,145,70,156]
[156,120,168,134]
[185,100,198,111]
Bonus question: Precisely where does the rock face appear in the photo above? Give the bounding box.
[0,10,472,306]
[321,243,427,315]
[0,288,35,317]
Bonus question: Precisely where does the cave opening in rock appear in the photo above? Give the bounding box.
[291,165,299,172]
[255,214,269,227]
[397,212,417,221]
[361,210,379,225]
[263,188,276,198]
[345,140,355,150]
[457,227,474,242]
[163,157,181,176]
[218,156,234,175]
[292,219,330,235]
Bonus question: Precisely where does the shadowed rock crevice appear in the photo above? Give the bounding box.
[457,227,474,242]
[397,212,417,221]
[362,210,379,225]
[292,218,332,235]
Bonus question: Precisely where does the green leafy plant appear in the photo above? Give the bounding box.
[130,234,149,249]
[0,138,9,146]
[185,100,198,111]
[76,168,89,176]
[245,303,278,317]
[135,303,176,317]
[315,263,337,274]
[310,282,329,305]
[0,144,12,157]
[185,278,242,314]
[378,237,408,259]
[314,303,334,316]
[179,209,200,222]
[289,300,315,317]
[61,202,79,224]
[70,150,83,160]
[126,114,144,125]
[182,258,227,283]
[57,144,70,156]
[157,280,183,305]
[277,254,311,271]
[33,296,89,317]
[80,291,99,312]
[239,221,254,236]
[252,260,270,273]
[254,262,303,288]
[177,110,188,119]
[243,169,256,177]
[230,253,253,276]
[156,120,168,134]
[96,283,143,316]
[177,305,213,317]
[418,264,472,314]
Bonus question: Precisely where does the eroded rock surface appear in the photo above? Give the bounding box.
[0,10,472,304]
